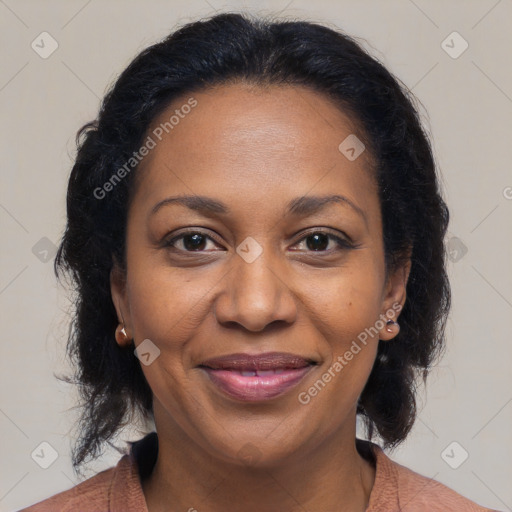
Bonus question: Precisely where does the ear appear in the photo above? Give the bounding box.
[379,248,412,340]
[110,258,132,346]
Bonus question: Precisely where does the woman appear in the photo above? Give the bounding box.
[21,12,498,512]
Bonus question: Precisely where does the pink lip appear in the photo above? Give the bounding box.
[201,366,315,401]
[199,351,316,371]
[198,352,316,401]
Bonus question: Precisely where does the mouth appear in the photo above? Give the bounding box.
[198,352,318,402]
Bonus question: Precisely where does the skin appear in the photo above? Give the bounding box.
[111,82,411,512]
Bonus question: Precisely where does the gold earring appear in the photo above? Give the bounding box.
[115,323,131,346]
[385,319,400,334]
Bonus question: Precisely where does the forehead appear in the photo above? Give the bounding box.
[131,83,378,221]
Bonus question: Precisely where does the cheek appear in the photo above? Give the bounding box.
[126,260,219,346]
[124,263,212,412]
[297,261,383,404]
[302,263,384,346]
[297,274,381,422]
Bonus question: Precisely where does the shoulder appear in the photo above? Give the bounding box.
[392,459,497,511]
[18,455,131,512]
[367,443,499,511]
[19,432,156,512]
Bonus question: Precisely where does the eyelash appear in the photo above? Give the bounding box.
[163,229,356,255]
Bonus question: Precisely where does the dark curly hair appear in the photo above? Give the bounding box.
[54,12,451,473]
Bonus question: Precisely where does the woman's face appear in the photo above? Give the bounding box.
[111,83,409,466]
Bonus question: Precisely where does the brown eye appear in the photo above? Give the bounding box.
[293,231,354,253]
[305,233,330,251]
[164,231,223,252]
[181,233,207,251]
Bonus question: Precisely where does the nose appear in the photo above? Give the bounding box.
[213,249,298,332]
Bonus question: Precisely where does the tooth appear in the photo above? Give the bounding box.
[256,370,275,377]
[240,370,257,377]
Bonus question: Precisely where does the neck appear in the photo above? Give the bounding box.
[142,404,375,512]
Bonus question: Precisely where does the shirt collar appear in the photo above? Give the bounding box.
[109,432,158,512]
[107,433,398,511]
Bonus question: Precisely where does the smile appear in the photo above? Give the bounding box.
[198,352,317,401]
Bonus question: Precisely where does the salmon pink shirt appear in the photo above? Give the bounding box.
[20,432,498,511]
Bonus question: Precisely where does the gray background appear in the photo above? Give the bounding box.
[1,0,511,510]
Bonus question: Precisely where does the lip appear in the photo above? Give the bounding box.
[199,351,316,371]
[198,352,317,401]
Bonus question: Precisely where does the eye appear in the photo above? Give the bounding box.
[163,229,355,254]
[291,230,354,253]
[163,230,223,252]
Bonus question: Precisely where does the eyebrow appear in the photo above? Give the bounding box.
[150,194,368,226]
